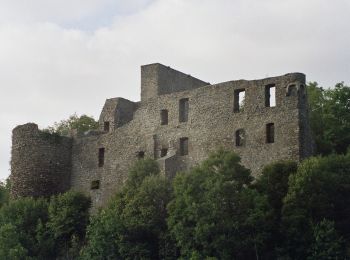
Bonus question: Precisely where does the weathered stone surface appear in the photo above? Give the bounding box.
[11,123,72,198]
[10,63,314,210]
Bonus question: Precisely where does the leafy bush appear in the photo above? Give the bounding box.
[167,150,272,259]
[82,158,176,259]
[281,153,350,258]
[44,113,98,136]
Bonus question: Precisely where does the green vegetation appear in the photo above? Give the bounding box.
[167,150,271,259]
[81,159,176,259]
[0,179,10,208]
[1,152,350,259]
[281,153,350,258]
[44,113,99,136]
[308,82,350,155]
[0,191,90,259]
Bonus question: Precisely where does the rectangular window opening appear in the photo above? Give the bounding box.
[265,84,276,107]
[180,137,189,156]
[234,89,245,112]
[179,98,189,122]
[161,109,169,125]
[91,180,100,190]
[104,121,110,132]
[160,148,168,157]
[235,129,245,147]
[137,151,145,159]
[98,148,105,167]
[266,123,275,143]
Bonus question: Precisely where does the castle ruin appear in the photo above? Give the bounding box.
[10,63,314,209]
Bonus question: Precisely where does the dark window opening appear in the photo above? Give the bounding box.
[265,84,276,107]
[161,109,168,125]
[286,85,296,96]
[234,89,245,112]
[91,180,100,190]
[180,137,189,156]
[299,84,306,98]
[98,148,105,167]
[179,98,189,122]
[137,151,145,159]
[160,148,168,157]
[104,121,110,132]
[235,129,245,147]
[266,123,275,143]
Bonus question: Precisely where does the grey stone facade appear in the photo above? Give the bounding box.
[10,63,314,209]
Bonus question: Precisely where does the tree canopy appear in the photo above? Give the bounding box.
[45,113,99,136]
[308,82,350,155]
[82,158,176,260]
[167,150,272,259]
[0,191,90,259]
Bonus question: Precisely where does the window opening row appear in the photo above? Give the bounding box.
[161,98,189,125]
[235,123,275,146]
[234,84,276,112]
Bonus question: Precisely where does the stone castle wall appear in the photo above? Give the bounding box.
[11,123,72,198]
[10,63,314,209]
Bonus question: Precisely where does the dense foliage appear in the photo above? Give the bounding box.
[0,179,10,208]
[81,150,350,259]
[81,159,176,259]
[44,113,99,136]
[281,153,350,258]
[167,150,272,259]
[1,152,350,259]
[308,82,350,155]
[0,191,90,259]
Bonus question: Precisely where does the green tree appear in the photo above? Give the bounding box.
[254,161,297,256]
[308,82,350,155]
[281,153,350,258]
[0,191,90,259]
[308,219,345,260]
[167,150,272,259]
[44,191,91,258]
[0,197,49,258]
[0,224,28,259]
[0,179,10,208]
[45,113,99,136]
[82,158,176,260]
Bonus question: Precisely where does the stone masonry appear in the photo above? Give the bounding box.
[10,63,314,209]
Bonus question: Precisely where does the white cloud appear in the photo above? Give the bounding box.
[0,0,153,28]
[1,0,350,179]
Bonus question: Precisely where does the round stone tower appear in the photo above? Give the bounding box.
[10,123,72,198]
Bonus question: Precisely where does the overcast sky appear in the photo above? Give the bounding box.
[1,0,350,180]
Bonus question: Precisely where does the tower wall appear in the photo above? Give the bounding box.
[141,63,209,101]
[98,97,137,131]
[10,123,72,198]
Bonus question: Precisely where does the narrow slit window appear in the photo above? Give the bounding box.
[265,84,276,107]
[104,121,110,132]
[161,109,168,125]
[266,123,275,143]
[91,180,100,190]
[180,137,189,156]
[98,148,105,167]
[137,151,145,159]
[234,89,245,112]
[235,129,245,147]
[179,98,189,122]
[160,148,168,157]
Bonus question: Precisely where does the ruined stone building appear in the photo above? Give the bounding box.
[10,63,314,209]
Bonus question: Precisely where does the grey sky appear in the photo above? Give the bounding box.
[1,0,350,179]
